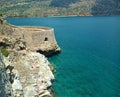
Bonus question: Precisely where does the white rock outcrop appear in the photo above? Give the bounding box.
[11,52,54,97]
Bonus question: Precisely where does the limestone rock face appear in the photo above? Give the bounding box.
[1,50,56,97]
[0,53,13,97]
[14,52,54,97]
[0,19,26,51]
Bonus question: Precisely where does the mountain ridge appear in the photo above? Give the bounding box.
[0,0,120,17]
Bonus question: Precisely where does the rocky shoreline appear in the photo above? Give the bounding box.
[0,18,60,97]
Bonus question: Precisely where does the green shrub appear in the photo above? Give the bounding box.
[1,48,9,57]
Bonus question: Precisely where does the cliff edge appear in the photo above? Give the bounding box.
[0,18,60,97]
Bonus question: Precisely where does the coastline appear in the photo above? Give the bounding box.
[0,18,60,97]
[4,14,120,19]
[4,14,93,18]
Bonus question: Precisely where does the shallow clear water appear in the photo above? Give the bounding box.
[6,16,120,97]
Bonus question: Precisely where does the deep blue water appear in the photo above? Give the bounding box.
[6,16,120,97]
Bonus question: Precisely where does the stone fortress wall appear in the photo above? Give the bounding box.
[0,18,61,56]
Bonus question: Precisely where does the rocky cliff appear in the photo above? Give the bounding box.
[0,18,60,97]
[0,53,13,97]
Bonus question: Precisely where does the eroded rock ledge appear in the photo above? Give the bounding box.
[0,18,60,97]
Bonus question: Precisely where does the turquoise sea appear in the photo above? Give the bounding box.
[6,16,120,97]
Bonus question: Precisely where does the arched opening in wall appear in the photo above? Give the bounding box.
[44,37,48,41]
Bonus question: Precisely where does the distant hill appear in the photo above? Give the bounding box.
[50,0,80,7]
[0,0,120,17]
[92,0,120,15]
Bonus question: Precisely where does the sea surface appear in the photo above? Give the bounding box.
[6,16,120,97]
